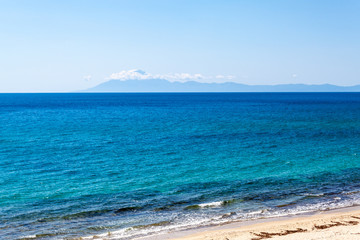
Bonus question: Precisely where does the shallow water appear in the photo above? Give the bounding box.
[1,93,360,239]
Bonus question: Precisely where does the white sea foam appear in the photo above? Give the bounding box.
[82,192,360,240]
[21,235,37,239]
[198,201,223,208]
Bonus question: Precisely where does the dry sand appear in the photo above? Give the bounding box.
[138,206,360,240]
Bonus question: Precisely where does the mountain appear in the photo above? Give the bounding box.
[83,79,360,92]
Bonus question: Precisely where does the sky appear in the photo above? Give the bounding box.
[0,0,359,92]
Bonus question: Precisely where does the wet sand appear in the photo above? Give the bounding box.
[138,206,360,240]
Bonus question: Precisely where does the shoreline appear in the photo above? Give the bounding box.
[136,205,360,240]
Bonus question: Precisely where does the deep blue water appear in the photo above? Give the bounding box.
[1,93,360,239]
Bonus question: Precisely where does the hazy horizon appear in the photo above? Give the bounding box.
[1,1,359,92]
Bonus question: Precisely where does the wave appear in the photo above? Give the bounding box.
[62,209,112,220]
[17,190,360,240]
[184,199,244,210]
[79,192,360,240]
[184,201,223,210]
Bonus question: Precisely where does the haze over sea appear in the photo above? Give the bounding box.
[1,93,360,239]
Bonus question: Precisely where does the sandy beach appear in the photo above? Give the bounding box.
[137,206,360,240]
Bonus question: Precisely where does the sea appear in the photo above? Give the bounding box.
[1,93,360,239]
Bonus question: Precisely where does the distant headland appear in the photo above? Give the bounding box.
[82,79,360,92]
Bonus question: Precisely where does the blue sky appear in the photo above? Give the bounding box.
[0,0,359,92]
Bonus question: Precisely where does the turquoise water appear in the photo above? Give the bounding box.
[1,93,360,239]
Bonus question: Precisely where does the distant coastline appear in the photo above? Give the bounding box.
[82,79,360,92]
